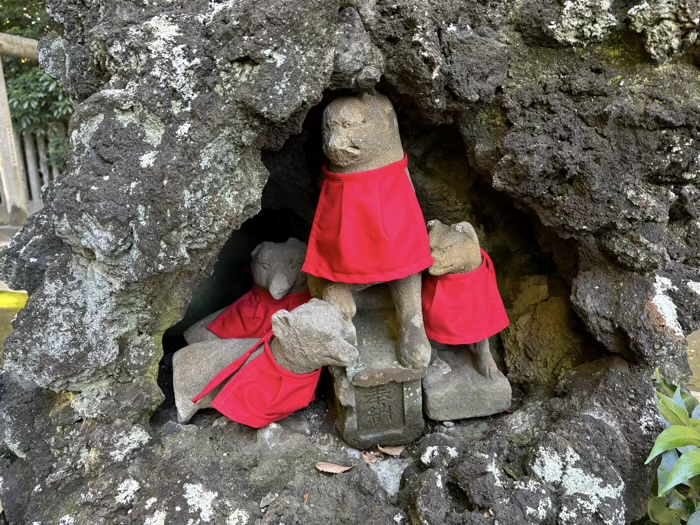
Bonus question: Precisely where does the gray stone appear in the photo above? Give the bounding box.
[427,219,482,275]
[329,309,425,449]
[423,347,511,421]
[503,275,604,390]
[628,0,700,63]
[347,308,427,387]
[425,219,503,379]
[181,306,225,344]
[172,337,260,423]
[173,299,358,423]
[331,7,384,89]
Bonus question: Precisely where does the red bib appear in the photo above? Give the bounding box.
[422,249,510,345]
[192,332,321,428]
[302,154,433,284]
[207,287,311,339]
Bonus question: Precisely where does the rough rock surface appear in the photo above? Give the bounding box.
[1,0,700,523]
[422,348,511,421]
[628,0,700,63]
[503,275,606,389]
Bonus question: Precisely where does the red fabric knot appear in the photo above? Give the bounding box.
[302,153,433,284]
[422,249,510,345]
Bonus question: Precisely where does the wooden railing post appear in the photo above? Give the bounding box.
[23,131,40,202]
[0,58,28,223]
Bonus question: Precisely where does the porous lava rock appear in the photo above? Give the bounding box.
[1,0,699,523]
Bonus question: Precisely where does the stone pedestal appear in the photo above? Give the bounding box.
[328,308,426,449]
[422,345,511,421]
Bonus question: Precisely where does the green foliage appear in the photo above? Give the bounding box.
[1,0,59,40]
[646,372,700,525]
[6,66,71,135]
[2,0,71,168]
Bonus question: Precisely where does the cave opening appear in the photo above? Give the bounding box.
[154,89,607,426]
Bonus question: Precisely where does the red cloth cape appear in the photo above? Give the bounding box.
[302,153,433,284]
[422,249,510,345]
[192,332,321,428]
[207,287,311,339]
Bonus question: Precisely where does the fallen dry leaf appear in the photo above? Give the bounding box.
[377,445,405,457]
[303,494,309,505]
[315,462,354,474]
[361,451,379,464]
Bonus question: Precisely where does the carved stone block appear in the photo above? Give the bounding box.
[328,308,425,449]
[422,345,511,421]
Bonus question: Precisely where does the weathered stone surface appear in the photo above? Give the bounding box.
[401,358,660,525]
[329,309,425,448]
[518,0,618,48]
[423,348,511,421]
[346,309,427,388]
[504,275,605,389]
[2,0,700,522]
[2,398,412,524]
[628,0,700,63]
[330,7,384,89]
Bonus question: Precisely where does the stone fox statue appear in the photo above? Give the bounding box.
[302,91,433,369]
[173,299,359,424]
[184,238,310,344]
[422,220,510,379]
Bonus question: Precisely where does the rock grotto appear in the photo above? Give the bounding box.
[1,0,700,523]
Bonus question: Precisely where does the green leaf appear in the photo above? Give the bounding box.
[687,475,700,494]
[656,368,678,397]
[668,490,692,520]
[658,394,692,427]
[658,451,680,495]
[647,426,700,464]
[692,404,700,421]
[673,387,700,416]
[682,391,699,415]
[659,449,700,496]
[648,496,681,525]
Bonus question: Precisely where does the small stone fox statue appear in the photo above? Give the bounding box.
[184,238,309,344]
[422,220,510,379]
[173,299,358,424]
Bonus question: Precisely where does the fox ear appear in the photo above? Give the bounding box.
[251,242,265,259]
[427,219,448,239]
[271,310,291,335]
[286,237,308,255]
[453,221,478,240]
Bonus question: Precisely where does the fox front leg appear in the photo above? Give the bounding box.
[307,275,358,345]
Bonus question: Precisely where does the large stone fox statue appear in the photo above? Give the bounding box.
[302,92,433,369]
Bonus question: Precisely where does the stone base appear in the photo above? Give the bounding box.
[422,346,511,421]
[329,308,425,449]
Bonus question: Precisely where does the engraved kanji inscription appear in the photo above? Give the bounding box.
[356,382,405,431]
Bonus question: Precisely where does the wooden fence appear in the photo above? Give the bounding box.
[3,125,65,215]
[0,33,48,225]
